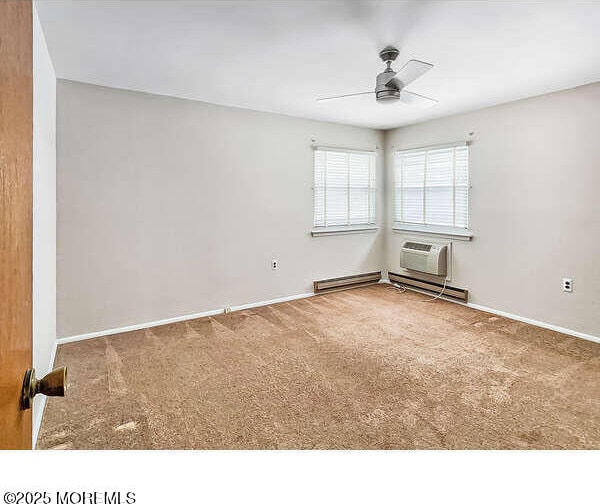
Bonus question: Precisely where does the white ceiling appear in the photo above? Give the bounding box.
[36,0,600,130]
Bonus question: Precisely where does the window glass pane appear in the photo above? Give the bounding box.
[349,154,370,186]
[454,146,469,228]
[325,151,348,226]
[394,145,469,230]
[402,152,426,186]
[314,151,326,184]
[349,154,369,224]
[393,154,402,222]
[314,187,325,227]
[455,186,469,228]
[349,187,369,224]
[325,188,348,226]
[402,187,424,223]
[369,157,376,223]
[426,148,453,187]
[313,149,375,227]
[455,147,469,185]
[369,188,376,223]
[401,152,425,223]
[313,151,326,227]
[425,186,453,226]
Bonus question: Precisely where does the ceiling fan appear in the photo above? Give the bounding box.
[316,46,437,107]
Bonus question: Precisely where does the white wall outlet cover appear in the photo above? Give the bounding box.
[562,278,573,292]
[271,260,278,270]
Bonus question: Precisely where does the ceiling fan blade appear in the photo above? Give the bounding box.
[399,89,438,108]
[316,91,374,102]
[387,59,433,87]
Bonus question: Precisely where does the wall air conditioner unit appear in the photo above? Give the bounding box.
[400,241,447,276]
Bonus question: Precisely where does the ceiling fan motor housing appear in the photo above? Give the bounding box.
[375,70,401,102]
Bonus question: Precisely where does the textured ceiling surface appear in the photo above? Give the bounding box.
[36,0,600,129]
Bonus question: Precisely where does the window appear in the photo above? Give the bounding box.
[394,143,469,231]
[313,148,376,228]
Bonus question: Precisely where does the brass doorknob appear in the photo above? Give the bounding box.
[20,367,67,410]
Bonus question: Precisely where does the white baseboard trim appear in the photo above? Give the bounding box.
[465,302,600,345]
[389,281,599,344]
[56,280,598,348]
[56,291,315,346]
[32,339,58,449]
[57,308,224,345]
[229,292,314,311]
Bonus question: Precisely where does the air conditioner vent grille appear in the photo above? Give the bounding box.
[404,242,432,252]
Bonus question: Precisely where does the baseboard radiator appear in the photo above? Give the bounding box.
[388,272,468,302]
[314,271,382,294]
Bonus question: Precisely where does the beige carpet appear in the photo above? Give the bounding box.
[38,284,600,449]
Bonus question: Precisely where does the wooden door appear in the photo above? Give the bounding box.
[0,0,33,450]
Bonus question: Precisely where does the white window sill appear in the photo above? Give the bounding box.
[311,225,379,237]
[393,223,473,241]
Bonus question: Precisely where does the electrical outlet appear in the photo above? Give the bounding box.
[224,306,231,314]
[271,259,278,270]
[562,278,573,293]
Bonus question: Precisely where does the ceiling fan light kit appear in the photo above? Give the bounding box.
[317,45,437,107]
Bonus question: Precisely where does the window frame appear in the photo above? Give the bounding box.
[393,142,472,240]
[312,146,378,235]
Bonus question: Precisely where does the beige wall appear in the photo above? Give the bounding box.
[33,5,57,437]
[384,83,600,336]
[57,80,384,337]
[57,79,600,339]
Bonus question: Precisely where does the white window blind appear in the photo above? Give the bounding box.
[394,144,469,229]
[314,148,376,227]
